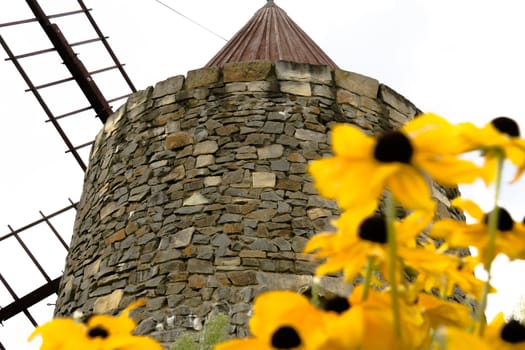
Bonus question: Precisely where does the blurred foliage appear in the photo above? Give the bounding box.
[171,313,230,350]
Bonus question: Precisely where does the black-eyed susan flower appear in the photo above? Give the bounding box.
[457,116,525,183]
[407,242,486,299]
[28,300,163,350]
[349,286,429,349]
[484,313,525,349]
[314,295,364,350]
[215,291,363,350]
[308,113,479,216]
[416,292,473,329]
[430,198,525,263]
[304,210,432,284]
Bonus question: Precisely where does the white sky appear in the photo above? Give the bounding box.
[1,0,525,348]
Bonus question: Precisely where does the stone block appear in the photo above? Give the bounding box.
[183,192,209,206]
[295,129,326,142]
[204,176,222,187]
[334,69,379,98]
[312,84,334,98]
[188,274,207,289]
[187,259,214,274]
[196,154,215,168]
[246,208,277,221]
[307,208,332,220]
[104,229,126,245]
[215,257,241,267]
[224,82,247,93]
[275,61,332,84]
[152,75,185,98]
[252,172,276,188]
[280,81,312,96]
[193,140,218,155]
[257,144,284,159]
[239,250,266,258]
[224,223,243,234]
[165,132,192,150]
[360,96,383,113]
[223,60,272,82]
[185,67,220,89]
[126,87,153,111]
[261,121,284,134]
[387,107,410,127]
[162,165,185,182]
[93,289,124,313]
[336,89,360,107]
[227,270,257,286]
[173,227,195,248]
[379,84,418,117]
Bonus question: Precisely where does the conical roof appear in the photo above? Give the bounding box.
[205,0,338,68]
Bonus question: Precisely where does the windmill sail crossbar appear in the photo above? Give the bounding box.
[6,36,108,61]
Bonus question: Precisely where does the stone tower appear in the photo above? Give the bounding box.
[54,1,462,347]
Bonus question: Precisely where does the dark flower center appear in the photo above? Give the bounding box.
[500,319,525,343]
[358,216,387,244]
[87,325,109,339]
[373,131,413,164]
[491,117,520,137]
[483,207,514,231]
[323,296,351,314]
[271,326,301,349]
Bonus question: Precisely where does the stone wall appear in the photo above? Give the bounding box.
[54,60,462,347]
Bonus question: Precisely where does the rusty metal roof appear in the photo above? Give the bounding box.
[205,0,338,68]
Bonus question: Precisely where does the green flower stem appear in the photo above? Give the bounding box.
[476,152,504,335]
[361,256,374,301]
[385,192,401,337]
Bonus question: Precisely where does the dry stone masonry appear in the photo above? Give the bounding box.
[55,60,463,346]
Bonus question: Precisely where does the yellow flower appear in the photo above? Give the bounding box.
[28,318,85,350]
[416,292,473,329]
[349,286,429,349]
[28,300,163,350]
[484,313,525,349]
[430,198,525,262]
[304,210,432,284]
[457,117,525,183]
[215,291,363,350]
[407,242,486,299]
[308,113,479,215]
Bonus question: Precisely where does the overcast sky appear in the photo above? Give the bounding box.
[2,0,525,349]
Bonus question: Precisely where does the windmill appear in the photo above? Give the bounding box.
[0,1,496,348]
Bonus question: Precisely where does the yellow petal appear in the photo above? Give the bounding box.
[450,197,484,221]
[402,113,451,134]
[405,113,471,154]
[415,155,481,186]
[331,124,374,158]
[303,232,336,254]
[387,165,435,212]
[28,318,86,350]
